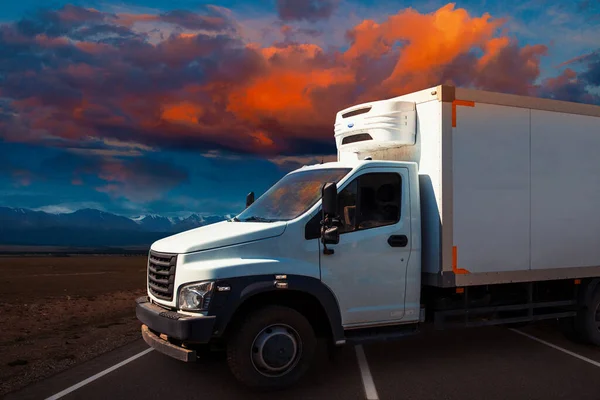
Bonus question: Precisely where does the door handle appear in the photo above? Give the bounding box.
[388,235,408,247]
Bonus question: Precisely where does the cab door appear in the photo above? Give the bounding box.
[320,167,411,327]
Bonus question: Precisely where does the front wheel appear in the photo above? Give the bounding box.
[226,305,317,390]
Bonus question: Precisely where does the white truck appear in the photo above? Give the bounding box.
[136,84,600,389]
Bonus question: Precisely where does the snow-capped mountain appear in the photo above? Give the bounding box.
[133,213,232,232]
[135,215,175,232]
[0,207,232,247]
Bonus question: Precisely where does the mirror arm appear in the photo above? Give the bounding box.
[321,218,334,255]
[320,181,339,255]
[320,214,340,255]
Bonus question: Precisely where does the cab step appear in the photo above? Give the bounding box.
[343,323,419,345]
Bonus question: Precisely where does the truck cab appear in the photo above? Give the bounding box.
[136,158,422,388]
[136,94,425,389]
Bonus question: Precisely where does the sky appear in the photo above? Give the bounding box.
[0,0,599,218]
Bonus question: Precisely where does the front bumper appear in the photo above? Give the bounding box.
[135,296,216,343]
[141,324,196,362]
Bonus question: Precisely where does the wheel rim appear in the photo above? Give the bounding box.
[250,324,302,377]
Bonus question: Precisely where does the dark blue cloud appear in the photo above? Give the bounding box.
[580,52,600,86]
[158,8,233,31]
[276,0,338,22]
[539,51,600,105]
[15,4,107,38]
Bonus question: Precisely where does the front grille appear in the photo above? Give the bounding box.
[342,133,373,145]
[147,250,177,301]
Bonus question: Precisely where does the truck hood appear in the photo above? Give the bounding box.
[150,220,287,254]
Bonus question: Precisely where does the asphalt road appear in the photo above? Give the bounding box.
[6,322,600,400]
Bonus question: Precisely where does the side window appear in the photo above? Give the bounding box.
[304,172,402,239]
[337,172,401,233]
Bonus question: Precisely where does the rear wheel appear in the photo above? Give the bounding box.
[226,305,317,390]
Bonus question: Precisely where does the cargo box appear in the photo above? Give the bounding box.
[335,85,600,287]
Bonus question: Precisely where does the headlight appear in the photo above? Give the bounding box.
[178,281,215,312]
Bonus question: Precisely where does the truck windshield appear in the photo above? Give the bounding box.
[236,168,351,222]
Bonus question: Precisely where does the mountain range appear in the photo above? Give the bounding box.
[0,207,232,248]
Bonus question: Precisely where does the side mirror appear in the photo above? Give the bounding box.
[322,183,337,217]
[246,192,255,208]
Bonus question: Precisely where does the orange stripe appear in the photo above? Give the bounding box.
[452,100,475,127]
[452,246,470,275]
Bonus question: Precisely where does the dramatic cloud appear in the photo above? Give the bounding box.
[468,40,548,95]
[343,4,507,93]
[1,3,598,167]
[276,0,339,22]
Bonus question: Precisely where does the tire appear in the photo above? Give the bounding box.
[578,289,600,346]
[226,305,317,390]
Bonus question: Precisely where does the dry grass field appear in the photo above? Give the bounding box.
[0,255,148,396]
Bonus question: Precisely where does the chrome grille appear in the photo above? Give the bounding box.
[147,250,177,301]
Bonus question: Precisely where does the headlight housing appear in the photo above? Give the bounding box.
[178,281,215,312]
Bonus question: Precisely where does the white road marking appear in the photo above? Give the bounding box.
[355,345,379,400]
[44,348,154,400]
[511,329,600,368]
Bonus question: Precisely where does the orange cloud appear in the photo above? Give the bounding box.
[478,37,510,69]
[227,43,354,132]
[250,131,274,147]
[161,102,204,125]
[345,3,506,93]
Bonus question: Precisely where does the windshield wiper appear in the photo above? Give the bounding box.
[242,216,276,222]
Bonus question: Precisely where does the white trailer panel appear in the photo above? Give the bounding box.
[452,102,530,274]
[531,110,600,270]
